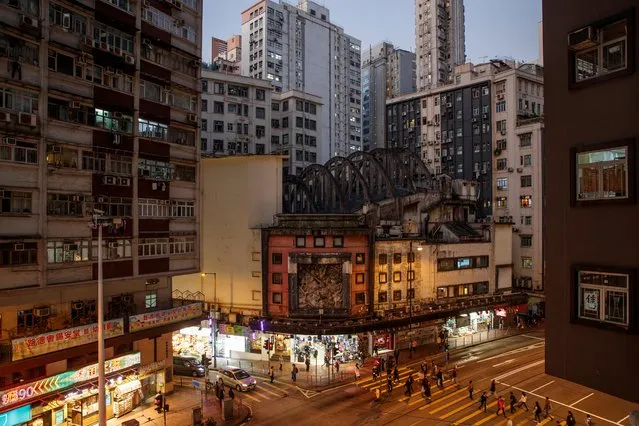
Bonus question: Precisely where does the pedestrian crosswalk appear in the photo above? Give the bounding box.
[212,379,291,404]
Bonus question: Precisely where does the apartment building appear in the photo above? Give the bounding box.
[415,0,465,90]
[200,69,273,155]
[362,42,416,151]
[387,60,544,289]
[0,0,203,420]
[240,0,362,163]
[212,35,241,63]
[543,2,638,402]
[271,90,323,175]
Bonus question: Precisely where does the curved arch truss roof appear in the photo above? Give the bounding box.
[283,148,436,214]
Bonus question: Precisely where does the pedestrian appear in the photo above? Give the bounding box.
[422,378,431,401]
[269,366,275,384]
[479,392,488,413]
[586,414,593,426]
[291,364,297,382]
[507,419,513,426]
[496,396,507,417]
[279,361,283,372]
[421,362,427,376]
[451,366,457,384]
[381,357,386,372]
[544,397,553,419]
[394,349,400,365]
[305,356,310,372]
[468,380,474,399]
[228,387,235,401]
[218,385,225,407]
[489,379,496,396]
[372,366,378,382]
[534,402,542,423]
[509,391,517,414]
[566,411,576,426]
[404,377,412,397]
[387,376,393,393]
[355,363,361,379]
[393,366,400,383]
[214,382,220,399]
[431,360,435,372]
[437,370,444,389]
[335,360,340,373]
[375,388,381,402]
[518,392,529,411]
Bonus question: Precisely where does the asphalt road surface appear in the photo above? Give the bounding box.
[240,331,638,426]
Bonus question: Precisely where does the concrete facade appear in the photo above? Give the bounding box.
[543,1,639,403]
[240,0,362,162]
[173,155,284,316]
[415,0,465,90]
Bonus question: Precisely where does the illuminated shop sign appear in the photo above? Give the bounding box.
[0,352,140,410]
[0,404,31,426]
[11,319,124,361]
[129,303,202,332]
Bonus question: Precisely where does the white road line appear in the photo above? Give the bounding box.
[521,334,545,341]
[570,392,594,407]
[617,415,630,424]
[492,359,515,368]
[478,342,545,363]
[499,382,619,426]
[493,359,544,381]
[530,380,555,393]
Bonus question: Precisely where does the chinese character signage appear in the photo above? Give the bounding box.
[0,352,140,410]
[219,324,249,337]
[129,303,203,333]
[11,319,125,361]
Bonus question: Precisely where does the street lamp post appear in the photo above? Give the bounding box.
[201,272,217,368]
[408,241,413,331]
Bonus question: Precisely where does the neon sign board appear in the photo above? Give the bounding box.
[0,352,140,410]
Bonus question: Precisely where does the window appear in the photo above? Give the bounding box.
[378,272,387,284]
[139,118,168,140]
[571,15,632,84]
[524,216,532,226]
[295,236,306,247]
[332,236,343,247]
[355,253,365,264]
[0,139,37,165]
[145,291,157,309]
[391,253,401,264]
[393,290,402,301]
[520,235,532,247]
[497,177,508,190]
[256,107,266,119]
[93,196,132,217]
[521,154,532,166]
[0,242,38,267]
[520,195,532,208]
[256,89,265,100]
[521,257,533,269]
[407,288,415,299]
[213,83,225,94]
[169,236,196,255]
[519,133,532,147]
[228,85,249,97]
[1,190,32,214]
[497,159,508,170]
[355,292,366,305]
[139,199,170,217]
[171,200,195,218]
[94,21,134,54]
[201,138,207,151]
[393,271,401,282]
[0,87,39,114]
[378,254,388,265]
[256,125,266,138]
[47,240,90,263]
[213,101,224,114]
[270,253,283,265]
[47,193,88,217]
[314,237,325,247]
[521,175,532,187]
[296,116,303,128]
[272,292,282,304]
[438,256,490,272]
[496,139,507,151]
[355,273,365,284]
[138,159,173,181]
[93,239,132,260]
[575,144,630,201]
[272,272,282,284]
[378,291,388,303]
[94,108,133,134]
[575,267,631,328]
[213,121,224,133]
[436,282,489,299]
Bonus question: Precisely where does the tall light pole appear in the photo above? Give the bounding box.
[201,272,217,368]
[90,211,118,426]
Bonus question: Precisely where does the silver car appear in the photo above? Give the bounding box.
[209,366,257,392]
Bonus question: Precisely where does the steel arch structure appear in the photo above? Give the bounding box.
[283,148,437,214]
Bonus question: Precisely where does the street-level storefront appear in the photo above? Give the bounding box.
[291,334,359,364]
[394,322,439,350]
[173,325,213,360]
[0,353,168,426]
[443,310,495,337]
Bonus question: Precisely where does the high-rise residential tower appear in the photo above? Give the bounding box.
[415,0,466,90]
[240,0,362,166]
[362,42,416,151]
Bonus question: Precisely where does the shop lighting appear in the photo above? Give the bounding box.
[460,313,468,317]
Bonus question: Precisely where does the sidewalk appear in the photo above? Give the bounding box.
[214,325,542,392]
[107,385,250,426]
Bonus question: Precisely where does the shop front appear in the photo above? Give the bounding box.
[394,323,439,350]
[291,334,359,364]
[173,325,212,360]
[0,353,168,426]
[217,324,250,358]
[443,310,494,337]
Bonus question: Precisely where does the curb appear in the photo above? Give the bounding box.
[238,403,253,425]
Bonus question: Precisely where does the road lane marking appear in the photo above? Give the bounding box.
[516,417,531,426]
[355,367,410,385]
[570,392,594,407]
[495,408,526,425]
[447,400,498,421]
[618,415,630,424]
[530,380,555,393]
[498,382,619,426]
[478,342,545,364]
[474,412,499,425]
[521,334,545,341]
[493,360,544,381]
[538,418,553,425]
[426,394,469,414]
[242,392,262,403]
[492,359,516,367]
[257,385,282,397]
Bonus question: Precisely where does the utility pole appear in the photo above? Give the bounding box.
[408,241,413,331]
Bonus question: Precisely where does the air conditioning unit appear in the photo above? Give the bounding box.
[3,137,16,145]
[568,26,597,50]
[71,101,81,109]
[446,102,452,108]
[19,113,36,127]
[113,134,121,145]
[108,241,118,248]
[120,178,131,186]
[124,55,135,65]
[103,176,115,185]
[73,302,84,310]
[187,113,197,122]
[100,41,109,51]
[62,13,71,29]
[21,14,38,28]
[152,182,158,190]
[517,167,523,173]
[14,243,25,251]
[427,141,433,145]
[142,38,151,45]
[63,243,78,251]
[0,111,11,122]
[114,47,122,56]
[508,167,514,172]
[97,197,105,203]
[472,117,478,123]
[33,307,51,317]
[172,0,183,10]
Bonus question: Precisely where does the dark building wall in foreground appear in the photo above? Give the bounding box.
[543,1,639,402]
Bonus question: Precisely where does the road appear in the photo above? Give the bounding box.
[238,330,638,425]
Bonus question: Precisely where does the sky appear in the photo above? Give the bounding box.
[202,0,542,64]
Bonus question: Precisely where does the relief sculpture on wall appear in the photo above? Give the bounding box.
[297,263,344,309]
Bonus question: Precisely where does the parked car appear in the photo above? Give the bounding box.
[173,356,206,377]
[208,366,257,392]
